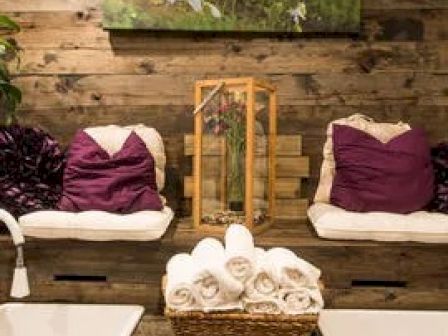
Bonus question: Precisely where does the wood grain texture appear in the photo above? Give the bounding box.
[3,1,448,202]
[184,131,309,219]
[185,134,302,156]
[1,0,448,315]
[15,73,448,110]
[185,156,309,178]
[14,42,448,74]
[184,176,302,199]
[5,8,448,43]
[1,219,447,313]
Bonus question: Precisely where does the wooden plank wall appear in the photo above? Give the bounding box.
[1,0,448,213]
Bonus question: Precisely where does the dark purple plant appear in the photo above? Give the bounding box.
[0,125,65,217]
[429,142,448,213]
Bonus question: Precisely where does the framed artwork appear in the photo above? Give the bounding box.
[102,0,361,33]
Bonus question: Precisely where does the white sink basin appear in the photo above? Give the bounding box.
[0,303,144,336]
[319,309,448,336]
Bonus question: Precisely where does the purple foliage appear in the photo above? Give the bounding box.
[0,125,65,217]
[429,142,448,214]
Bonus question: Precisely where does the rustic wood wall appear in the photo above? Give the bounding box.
[1,0,448,212]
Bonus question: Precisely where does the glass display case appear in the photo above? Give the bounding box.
[193,78,277,234]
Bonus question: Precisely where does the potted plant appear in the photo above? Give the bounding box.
[0,15,65,218]
[0,15,21,126]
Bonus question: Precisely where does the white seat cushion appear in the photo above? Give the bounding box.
[308,203,448,243]
[19,207,174,241]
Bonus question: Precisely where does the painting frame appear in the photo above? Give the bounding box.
[102,0,361,34]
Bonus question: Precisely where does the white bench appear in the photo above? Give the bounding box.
[309,203,448,243]
[18,207,174,242]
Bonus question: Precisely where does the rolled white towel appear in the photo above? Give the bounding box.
[191,238,244,312]
[266,248,321,288]
[243,297,282,315]
[245,248,279,300]
[279,286,324,315]
[165,253,200,311]
[224,224,255,282]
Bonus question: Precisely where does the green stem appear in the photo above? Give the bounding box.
[222,0,228,14]
[227,136,245,203]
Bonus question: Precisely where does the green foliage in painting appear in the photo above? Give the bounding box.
[102,0,155,29]
[304,0,360,32]
[102,0,360,33]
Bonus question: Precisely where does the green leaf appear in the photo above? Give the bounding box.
[0,37,20,70]
[0,37,18,54]
[0,80,22,121]
[3,83,21,104]
[0,62,9,81]
[0,15,20,32]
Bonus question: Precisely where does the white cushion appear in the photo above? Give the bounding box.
[308,203,448,243]
[18,207,174,241]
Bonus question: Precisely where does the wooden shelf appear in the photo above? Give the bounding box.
[171,217,443,248]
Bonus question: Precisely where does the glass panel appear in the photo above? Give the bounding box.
[200,85,247,227]
[253,89,270,227]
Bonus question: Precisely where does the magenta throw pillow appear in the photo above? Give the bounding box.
[58,130,163,213]
[330,124,434,214]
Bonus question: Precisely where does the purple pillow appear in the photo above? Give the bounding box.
[330,124,434,214]
[58,130,163,213]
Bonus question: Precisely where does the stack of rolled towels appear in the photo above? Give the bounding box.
[165,224,323,315]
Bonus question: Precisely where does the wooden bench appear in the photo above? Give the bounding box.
[1,218,447,312]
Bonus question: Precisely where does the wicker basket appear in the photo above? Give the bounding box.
[165,309,318,336]
[163,277,319,336]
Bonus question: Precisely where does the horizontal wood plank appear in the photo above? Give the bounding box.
[184,176,301,199]
[325,287,448,309]
[184,134,302,156]
[196,198,308,219]
[190,156,309,178]
[13,42,448,74]
[15,73,448,109]
[275,199,309,219]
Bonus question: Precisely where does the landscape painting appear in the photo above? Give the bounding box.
[102,0,361,33]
